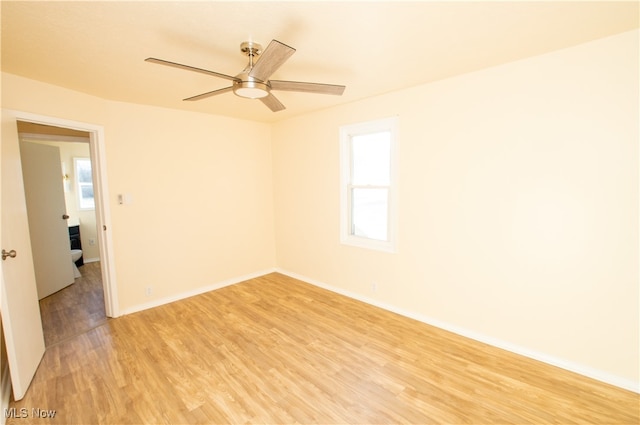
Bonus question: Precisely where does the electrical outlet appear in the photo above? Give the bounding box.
[145,286,153,297]
[371,282,377,293]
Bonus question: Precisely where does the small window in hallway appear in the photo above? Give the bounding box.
[74,157,94,210]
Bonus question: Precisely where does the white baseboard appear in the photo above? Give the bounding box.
[82,257,100,264]
[275,268,640,394]
[1,363,11,425]
[120,268,277,316]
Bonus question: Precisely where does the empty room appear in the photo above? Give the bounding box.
[1,1,638,424]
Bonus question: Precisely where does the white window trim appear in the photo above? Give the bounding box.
[340,116,398,253]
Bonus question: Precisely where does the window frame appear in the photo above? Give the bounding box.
[74,157,95,211]
[340,117,398,253]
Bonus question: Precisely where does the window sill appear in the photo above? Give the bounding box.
[340,235,396,253]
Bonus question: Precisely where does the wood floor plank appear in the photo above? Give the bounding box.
[8,272,638,424]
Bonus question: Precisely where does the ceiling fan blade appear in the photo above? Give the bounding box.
[270,80,346,96]
[249,40,295,82]
[183,86,233,101]
[145,58,239,82]
[260,93,286,112]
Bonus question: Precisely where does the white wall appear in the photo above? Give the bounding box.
[105,100,276,309]
[272,30,639,389]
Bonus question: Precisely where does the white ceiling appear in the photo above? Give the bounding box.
[2,1,638,123]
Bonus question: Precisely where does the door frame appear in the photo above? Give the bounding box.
[9,110,119,317]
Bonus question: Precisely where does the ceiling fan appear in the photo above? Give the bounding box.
[145,39,346,112]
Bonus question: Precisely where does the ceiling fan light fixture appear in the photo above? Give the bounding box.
[233,80,269,99]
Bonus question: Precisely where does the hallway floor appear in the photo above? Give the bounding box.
[38,261,107,346]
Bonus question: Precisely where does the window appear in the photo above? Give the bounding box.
[340,117,398,252]
[74,157,94,210]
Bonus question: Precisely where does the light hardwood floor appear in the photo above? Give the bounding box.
[8,273,639,424]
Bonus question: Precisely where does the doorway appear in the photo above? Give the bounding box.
[17,121,108,345]
[12,113,118,320]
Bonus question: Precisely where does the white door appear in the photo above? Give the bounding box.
[0,109,46,400]
[20,141,75,299]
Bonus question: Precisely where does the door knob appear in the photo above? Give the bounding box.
[2,249,17,260]
[62,214,70,220]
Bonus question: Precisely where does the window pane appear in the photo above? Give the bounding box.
[79,184,95,209]
[351,132,390,185]
[351,188,388,241]
[77,159,92,183]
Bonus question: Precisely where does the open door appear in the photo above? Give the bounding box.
[20,141,75,299]
[0,109,46,400]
